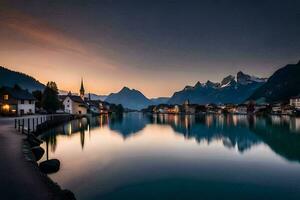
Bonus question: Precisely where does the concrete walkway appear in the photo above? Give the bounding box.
[0,117,53,200]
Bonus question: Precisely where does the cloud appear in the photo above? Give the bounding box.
[0,7,118,71]
[0,8,87,54]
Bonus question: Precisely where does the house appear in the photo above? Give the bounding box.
[271,103,282,114]
[235,104,248,114]
[290,95,300,109]
[281,104,294,115]
[62,79,87,114]
[63,94,87,114]
[0,87,35,115]
[86,100,100,114]
[206,103,222,114]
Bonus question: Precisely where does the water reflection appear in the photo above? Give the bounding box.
[40,113,300,200]
[41,113,300,163]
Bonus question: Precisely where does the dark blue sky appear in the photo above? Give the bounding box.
[1,0,299,97]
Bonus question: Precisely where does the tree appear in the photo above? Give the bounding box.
[32,90,43,109]
[41,81,60,113]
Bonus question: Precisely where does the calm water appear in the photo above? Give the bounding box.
[40,113,300,200]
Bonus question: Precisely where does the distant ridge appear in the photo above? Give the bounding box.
[0,66,45,91]
[105,87,152,110]
[168,71,267,104]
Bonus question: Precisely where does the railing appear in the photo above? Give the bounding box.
[14,114,73,135]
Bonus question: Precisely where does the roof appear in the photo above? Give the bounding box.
[290,94,300,99]
[1,87,35,100]
[65,95,86,104]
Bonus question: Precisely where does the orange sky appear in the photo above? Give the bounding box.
[0,8,192,97]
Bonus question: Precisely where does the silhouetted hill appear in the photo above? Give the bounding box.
[248,61,300,103]
[105,87,152,110]
[168,71,266,104]
[0,66,45,91]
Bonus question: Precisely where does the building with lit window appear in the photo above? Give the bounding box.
[0,87,36,115]
[290,95,300,109]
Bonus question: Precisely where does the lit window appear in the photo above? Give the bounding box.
[3,94,8,100]
[2,104,9,112]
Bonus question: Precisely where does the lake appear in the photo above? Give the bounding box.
[40,113,300,200]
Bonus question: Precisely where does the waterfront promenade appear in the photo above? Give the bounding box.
[0,117,53,200]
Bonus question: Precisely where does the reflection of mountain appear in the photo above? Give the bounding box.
[109,113,149,138]
[41,113,300,163]
[148,114,261,153]
[250,116,300,163]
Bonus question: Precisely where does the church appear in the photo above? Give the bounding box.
[62,79,88,114]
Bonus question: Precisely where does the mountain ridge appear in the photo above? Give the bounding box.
[248,61,300,103]
[168,71,267,104]
[0,66,45,91]
[105,86,153,110]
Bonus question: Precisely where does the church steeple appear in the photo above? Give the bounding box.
[80,77,85,100]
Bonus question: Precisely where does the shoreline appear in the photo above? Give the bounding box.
[22,138,76,200]
[0,117,76,200]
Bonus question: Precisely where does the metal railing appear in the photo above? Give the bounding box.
[14,114,71,135]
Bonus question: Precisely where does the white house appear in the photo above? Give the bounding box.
[290,95,300,109]
[0,87,35,115]
[235,104,248,114]
[63,94,87,114]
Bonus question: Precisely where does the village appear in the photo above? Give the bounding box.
[0,78,300,117]
[0,79,123,116]
[143,97,300,116]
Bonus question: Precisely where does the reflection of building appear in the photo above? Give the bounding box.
[0,87,35,115]
[183,100,196,114]
[290,95,300,109]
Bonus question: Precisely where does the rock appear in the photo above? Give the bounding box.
[27,134,43,147]
[39,159,60,174]
[27,138,41,147]
[31,146,45,161]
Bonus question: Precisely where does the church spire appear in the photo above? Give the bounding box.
[80,77,85,100]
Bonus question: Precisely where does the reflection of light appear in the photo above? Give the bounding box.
[232,115,238,126]
[206,115,213,127]
[185,115,189,128]
[68,123,72,135]
[290,118,300,132]
[174,115,179,126]
[271,116,281,125]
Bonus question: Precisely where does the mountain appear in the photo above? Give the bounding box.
[248,61,300,103]
[105,87,152,110]
[0,66,45,91]
[168,71,267,105]
[86,93,107,101]
[150,97,170,105]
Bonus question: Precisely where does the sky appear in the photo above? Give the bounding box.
[0,0,299,98]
